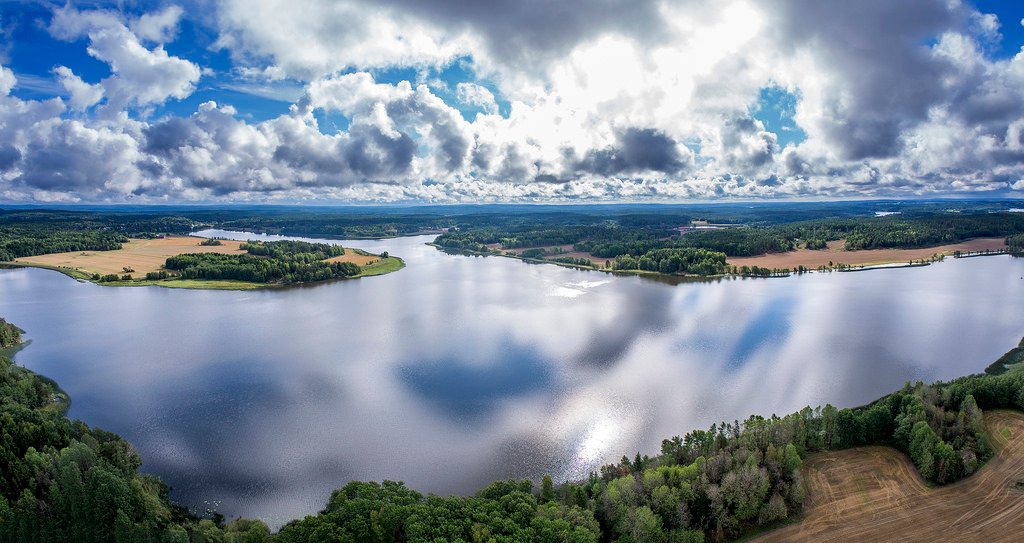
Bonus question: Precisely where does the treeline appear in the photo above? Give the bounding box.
[165,253,360,284]
[771,213,1024,251]
[675,229,793,257]
[239,240,345,261]
[0,227,127,262]
[1008,234,1024,252]
[435,212,1024,267]
[0,210,204,262]
[0,319,21,348]
[984,336,1024,375]
[614,248,728,275]
[215,216,452,239]
[435,225,665,255]
[0,210,196,237]
[165,239,359,284]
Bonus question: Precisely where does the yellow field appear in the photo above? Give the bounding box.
[752,410,1024,542]
[15,236,382,279]
[325,251,379,266]
[15,237,247,277]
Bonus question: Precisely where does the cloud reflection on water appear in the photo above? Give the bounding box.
[0,234,1023,527]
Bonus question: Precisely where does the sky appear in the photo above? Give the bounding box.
[0,1,1022,204]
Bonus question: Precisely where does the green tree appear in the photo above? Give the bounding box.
[541,474,555,503]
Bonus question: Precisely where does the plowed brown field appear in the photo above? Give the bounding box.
[752,410,1024,542]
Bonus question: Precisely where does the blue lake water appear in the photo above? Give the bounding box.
[1,231,1023,526]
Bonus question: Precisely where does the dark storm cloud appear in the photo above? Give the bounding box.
[378,0,670,68]
[143,117,202,155]
[343,124,416,179]
[272,141,347,177]
[383,95,471,172]
[718,116,777,172]
[0,144,20,171]
[577,128,689,176]
[767,0,960,160]
[17,122,134,192]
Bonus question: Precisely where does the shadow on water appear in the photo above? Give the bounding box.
[727,296,795,368]
[397,343,556,423]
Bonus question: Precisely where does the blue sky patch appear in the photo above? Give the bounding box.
[975,0,1024,58]
[752,86,807,148]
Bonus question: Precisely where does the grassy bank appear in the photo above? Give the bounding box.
[352,255,404,277]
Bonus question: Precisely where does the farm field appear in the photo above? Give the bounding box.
[492,237,1011,271]
[325,250,379,266]
[752,410,1024,542]
[728,237,1008,270]
[14,235,384,278]
[14,236,246,277]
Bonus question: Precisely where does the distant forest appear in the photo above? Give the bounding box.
[434,211,1024,277]
[165,240,360,284]
[435,212,1024,258]
[3,201,1024,267]
[3,315,1024,542]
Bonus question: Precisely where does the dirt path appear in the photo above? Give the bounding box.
[752,410,1024,542]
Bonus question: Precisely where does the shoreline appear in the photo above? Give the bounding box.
[3,234,405,290]
[727,236,1011,270]
[1,256,405,290]
[430,242,1020,280]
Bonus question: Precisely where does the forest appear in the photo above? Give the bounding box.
[164,240,360,284]
[0,211,198,262]
[3,314,1024,542]
[1008,234,1024,252]
[434,212,1024,264]
[612,248,728,275]
[3,202,1024,268]
[0,226,128,263]
[0,319,20,349]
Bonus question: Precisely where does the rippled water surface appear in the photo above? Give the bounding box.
[1,231,1023,525]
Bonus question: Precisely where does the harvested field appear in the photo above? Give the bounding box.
[752,410,1024,542]
[15,236,246,277]
[324,251,380,266]
[729,237,1008,270]
[14,236,394,286]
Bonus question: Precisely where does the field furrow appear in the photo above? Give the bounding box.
[753,411,1024,542]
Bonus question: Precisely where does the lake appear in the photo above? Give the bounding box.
[1,231,1023,527]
